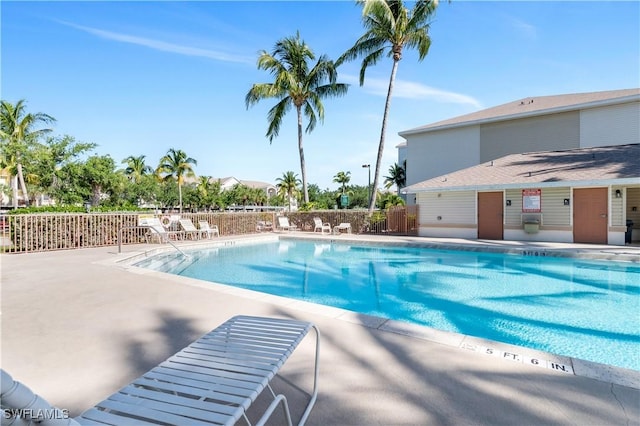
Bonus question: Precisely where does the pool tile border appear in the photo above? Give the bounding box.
[111,234,640,390]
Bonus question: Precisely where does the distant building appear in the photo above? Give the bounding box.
[214,177,277,198]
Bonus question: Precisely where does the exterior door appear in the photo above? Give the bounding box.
[573,188,608,244]
[478,192,503,240]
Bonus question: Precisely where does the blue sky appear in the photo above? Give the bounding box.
[2,1,639,190]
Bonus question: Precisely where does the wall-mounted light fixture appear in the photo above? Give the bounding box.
[615,189,622,198]
[437,216,442,221]
[563,199,570,206]
[506,200,511,206]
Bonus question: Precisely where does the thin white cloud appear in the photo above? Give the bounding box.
[505,15,538,40]
[58,20,254,65]
[343,74,482,108]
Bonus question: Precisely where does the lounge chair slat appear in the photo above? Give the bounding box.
[149,366,263,394]
[141,370,259,400]
[172,352,275,374]
[92,399,215,426]
[110,387,239,422]
[176,350,277,372]
[128,379,249,408]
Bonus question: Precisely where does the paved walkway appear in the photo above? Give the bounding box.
[1,234,639,425]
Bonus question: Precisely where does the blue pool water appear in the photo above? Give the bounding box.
[135,240,640,371]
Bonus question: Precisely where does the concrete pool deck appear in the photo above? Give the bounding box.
[1,234,639,425]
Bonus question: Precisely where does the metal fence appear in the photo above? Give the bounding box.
[0,206,418,253]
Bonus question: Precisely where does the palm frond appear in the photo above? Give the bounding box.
[266,97,292,142]
[303,100,319,133]
[360,49,385,85]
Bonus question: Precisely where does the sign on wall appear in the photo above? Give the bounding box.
[522,189,542,213]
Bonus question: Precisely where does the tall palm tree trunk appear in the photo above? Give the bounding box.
[178,183,183,213]
[296,106,309,204]
[16,163,29,207]
[369,59,399,214]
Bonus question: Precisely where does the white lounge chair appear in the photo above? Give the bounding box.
[278,216,298,232]
[333,222,352,235]
[256,220,274,232]
[1,316,320,426]
[179,218,204,240]
[198,220,219,238]
[313,217,331,234]
[139,217,180,243]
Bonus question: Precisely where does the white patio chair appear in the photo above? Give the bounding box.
[198,220,220,238]
[277,216,298,232]
[333,222,352,235]
[178,219,204,240]
[313,217,331,234]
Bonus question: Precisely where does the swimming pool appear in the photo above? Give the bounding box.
[135,239,640,371]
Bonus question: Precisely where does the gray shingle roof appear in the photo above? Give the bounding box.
[403,144,640,193]
[400,88,640,135]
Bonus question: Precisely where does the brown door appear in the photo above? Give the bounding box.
[478,192,503,240]
[574,188,608,244]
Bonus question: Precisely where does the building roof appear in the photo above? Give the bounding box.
[403,144,640,193]
[213,177,275,190]
[239,180,276,190]
[399,88,640,136]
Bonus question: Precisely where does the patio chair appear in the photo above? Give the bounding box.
[1,315,320,426]
[140,217,181,243]
[313,217,332,234]
[277,216,298,232]
[179,219,205,240]
[333,222,352,235]
[256,220,274,232]
[198,220,220,238]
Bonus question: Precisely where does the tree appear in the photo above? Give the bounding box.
[28,135,96,204]
[246,32,348,204]
[156,148,197,213]
[195,176,222,210]
[383,161,406,192]
[338,0,439,213]
[276,171,301,212]
[377,192,405,209]
[121,173,161,209]
[307,183,336,209]
[82,155,119,206]
[0,99,56,207]
[122,155,153,183]
[333,171,351,194]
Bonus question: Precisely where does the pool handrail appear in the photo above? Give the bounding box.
[117,225,187,257]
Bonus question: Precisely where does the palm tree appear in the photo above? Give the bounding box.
[378,192,405,209]
[338,0,439,213]
[276,171,301,212]
[246,32,348,204]
[333,171,351,194]
[0,99,56,207]
[122,155,153,183]
[156,148,197,213]
[383,161,406,192]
